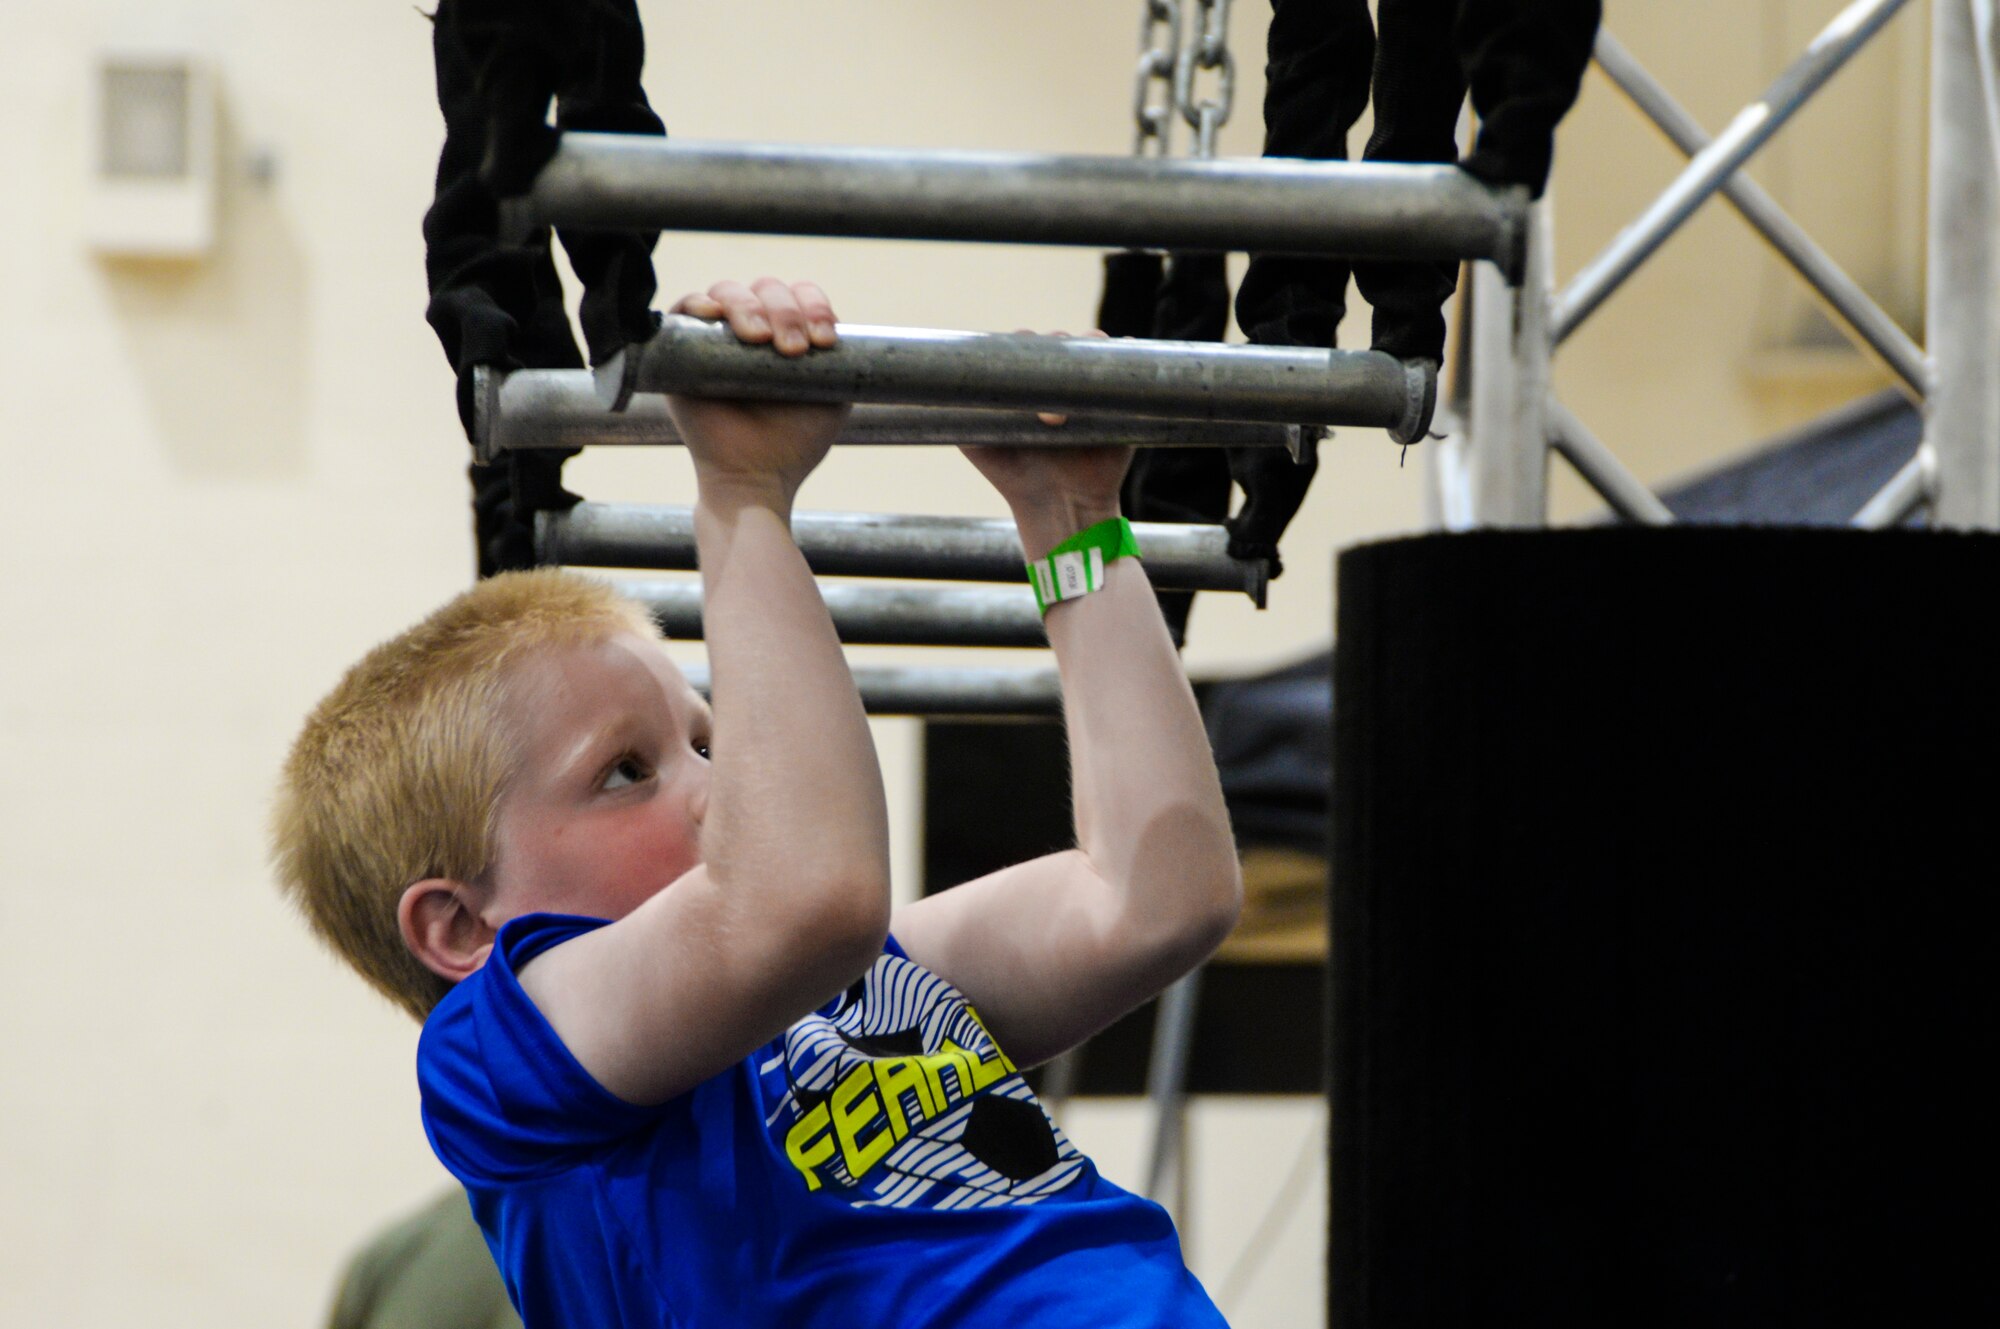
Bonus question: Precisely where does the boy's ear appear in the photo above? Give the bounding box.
[399,879,498,984]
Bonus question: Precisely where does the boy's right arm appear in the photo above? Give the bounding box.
[518,280,892,1106]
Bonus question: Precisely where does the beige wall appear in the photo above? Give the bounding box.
[0,2,1926,1324]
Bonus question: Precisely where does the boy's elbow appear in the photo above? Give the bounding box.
[1189,861,1244,957]
[1171,814,1244,952]
[1134,853,1242,971]
[1132,863,1240,982]
[833,881,894,968]
[789,872,893,983]
[1117,812,1243,963]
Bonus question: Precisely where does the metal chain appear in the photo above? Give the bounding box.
[1133,0,1184,157]
[1174,0,1235,158]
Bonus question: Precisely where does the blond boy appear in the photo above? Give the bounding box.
[276,279,1243,1326]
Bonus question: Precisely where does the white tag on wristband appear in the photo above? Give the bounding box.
[1054,550,1089,599]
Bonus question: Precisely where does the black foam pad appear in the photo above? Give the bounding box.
[1330,527,1996,1327]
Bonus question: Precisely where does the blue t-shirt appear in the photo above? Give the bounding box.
[418,913,1226,1328]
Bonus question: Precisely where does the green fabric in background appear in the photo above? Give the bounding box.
[327,1188,520,1329]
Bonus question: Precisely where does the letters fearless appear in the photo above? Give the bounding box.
[784,1035,1019,1191]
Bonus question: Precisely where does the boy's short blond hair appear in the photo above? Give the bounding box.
[272,569,661,1021]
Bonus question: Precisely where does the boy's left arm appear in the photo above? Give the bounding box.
[890,443,1244,1069]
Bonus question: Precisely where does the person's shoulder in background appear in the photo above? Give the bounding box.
[327,1187,520,1329]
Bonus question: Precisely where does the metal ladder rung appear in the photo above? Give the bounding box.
[679,662,1061,718]
[598,317,1434,444]
[543,505,1267,603]
[626,578,1047,649]
[474,368,1309,463]
[504,134,1529,276]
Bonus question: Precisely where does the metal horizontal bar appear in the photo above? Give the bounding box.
[1591,29,1927,397]
[1545,399,1676,526]
[544,505,1267,601]
[679,662,1063,718]
[472,367,1307,462]
[628,578,1048,648]
[604,316,1437,443]
[1555,0,1913,342]
[1851,445,1935,528]
[506,134,1529,276]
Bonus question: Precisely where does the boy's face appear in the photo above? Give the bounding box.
[483,630,713,925]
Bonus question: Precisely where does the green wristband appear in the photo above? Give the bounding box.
[1025,517,1143,616]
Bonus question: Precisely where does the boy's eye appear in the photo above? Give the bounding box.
[692,739,711,760]
[603,756,652,791]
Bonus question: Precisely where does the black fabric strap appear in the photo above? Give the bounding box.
[1239,0,1601,364]
[1234,0,1374,353]
[424,0,667,379]
[424,0,664,576]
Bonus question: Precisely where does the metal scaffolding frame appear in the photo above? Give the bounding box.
[1433,0,2000,534]
[487,17,1529,710]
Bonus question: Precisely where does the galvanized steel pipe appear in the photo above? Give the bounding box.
[506,135,1528,276]
[628,578,1048,648]
[1923,0,2000,528]
[544,505,1267,601]
[1459,202,1554,527]
[473,367,1307,462]
[679,662,1062,717]
[604,316,1436,443]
